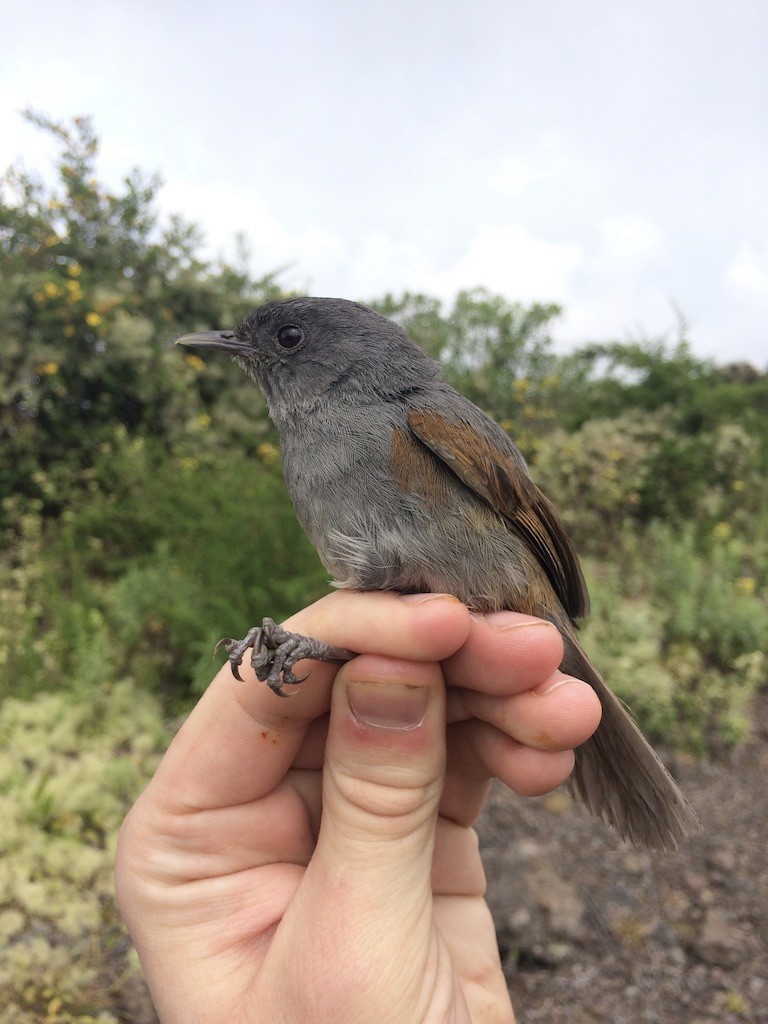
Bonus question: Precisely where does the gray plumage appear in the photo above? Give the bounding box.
[178,296,700,850]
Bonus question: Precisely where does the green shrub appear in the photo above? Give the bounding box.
[581,522,768,752]
[1,432,329,705]
[0,682,166,1022]
[531,414,766,554]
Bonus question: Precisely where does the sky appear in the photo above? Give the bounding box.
[1,0,767,366]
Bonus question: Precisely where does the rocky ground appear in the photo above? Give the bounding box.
[479,692,768,1024]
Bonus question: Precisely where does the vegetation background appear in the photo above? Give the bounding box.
[1,115,766,1022]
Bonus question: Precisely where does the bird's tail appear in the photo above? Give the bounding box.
[559,624,700,850]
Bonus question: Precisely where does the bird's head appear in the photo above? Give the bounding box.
[176,296,438,419]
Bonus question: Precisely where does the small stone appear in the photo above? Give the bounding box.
[541,791,571,815]
[535,941,572,966]
[747,976,767,997]
[526,861,585,940]
[691,907,745,968]
[515,839,542,859]
[622,850,651,875]
[510,909,532,931]
[706,846,737,873]
[683,868,708,892]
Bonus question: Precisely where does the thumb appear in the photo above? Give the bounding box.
[318,654,446,895]
[291,655,447,1015]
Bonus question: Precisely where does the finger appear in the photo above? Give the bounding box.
[451,719,577,801]
[437,716,579,827]
[267,655,450,1016]
[453,674,602,751]
[286,590,472,664]
[431,817,485,896]
[443,613,564,700]
[436,675,601,825]
[431,826,516,1022]
[147,590,469,814]
[314,654,445,896]
[434,897,515,1024]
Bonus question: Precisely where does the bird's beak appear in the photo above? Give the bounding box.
[175,330,252,354]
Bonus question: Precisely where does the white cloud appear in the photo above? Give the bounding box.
[489,135,584,198]
[553,216,675,345]
[421,224,583,304]
[597,216,665,267]
[724,243,768,302]
[2,4,767,366]
[157,180,348,293]
[489,157,541,196]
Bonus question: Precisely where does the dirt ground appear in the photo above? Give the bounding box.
[118,693,768,1024]
[479,691,768,1024]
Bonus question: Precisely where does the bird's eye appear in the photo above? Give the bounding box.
[276,324,304,350]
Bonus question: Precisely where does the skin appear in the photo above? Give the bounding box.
[116,591,601,1024]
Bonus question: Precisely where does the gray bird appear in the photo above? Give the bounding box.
[177,296,699,850]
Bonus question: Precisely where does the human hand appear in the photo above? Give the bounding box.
[116,591,601,1023]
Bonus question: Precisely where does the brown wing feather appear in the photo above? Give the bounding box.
[407,407,590,621]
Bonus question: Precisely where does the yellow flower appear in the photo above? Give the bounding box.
[44,233,59,247]
[43,281,61,299]
[85,311,102,327]
[735,576,756,596]
[63,325,75,337]
[258,442,280,466]
[195,413,212,430]
[67,262,82,277]
[713,522,731,541]
[47,996,63,1018]
[39,362,59,376]
[184,354,206,373]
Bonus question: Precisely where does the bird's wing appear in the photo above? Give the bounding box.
[404,407,590,621]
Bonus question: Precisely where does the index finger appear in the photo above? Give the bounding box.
[148,590,471,814]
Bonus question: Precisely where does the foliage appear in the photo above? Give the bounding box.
[0,110,283,518]
[0,111,766,1016]
[531,414,766,549]
[554,333,768,435]
[1,109,765,728]
[1,430,328,706]
[0,681,166,1022]
[581,522,768,752]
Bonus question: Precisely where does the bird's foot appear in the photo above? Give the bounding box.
[216,618,357,697]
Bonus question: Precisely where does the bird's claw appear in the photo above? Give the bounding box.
[216,617,357,696]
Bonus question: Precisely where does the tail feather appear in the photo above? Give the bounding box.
[559,625,700,850]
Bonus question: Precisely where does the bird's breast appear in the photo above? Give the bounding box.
[278,406,534,611]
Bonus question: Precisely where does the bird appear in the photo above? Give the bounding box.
[176,296,699,850]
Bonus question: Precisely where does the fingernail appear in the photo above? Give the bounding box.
[347,682,429,731]
[534,676,585,696]
[397,592,460,605]
[482,613,560,633]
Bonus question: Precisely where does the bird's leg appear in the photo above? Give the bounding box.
[217,618,357,697]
